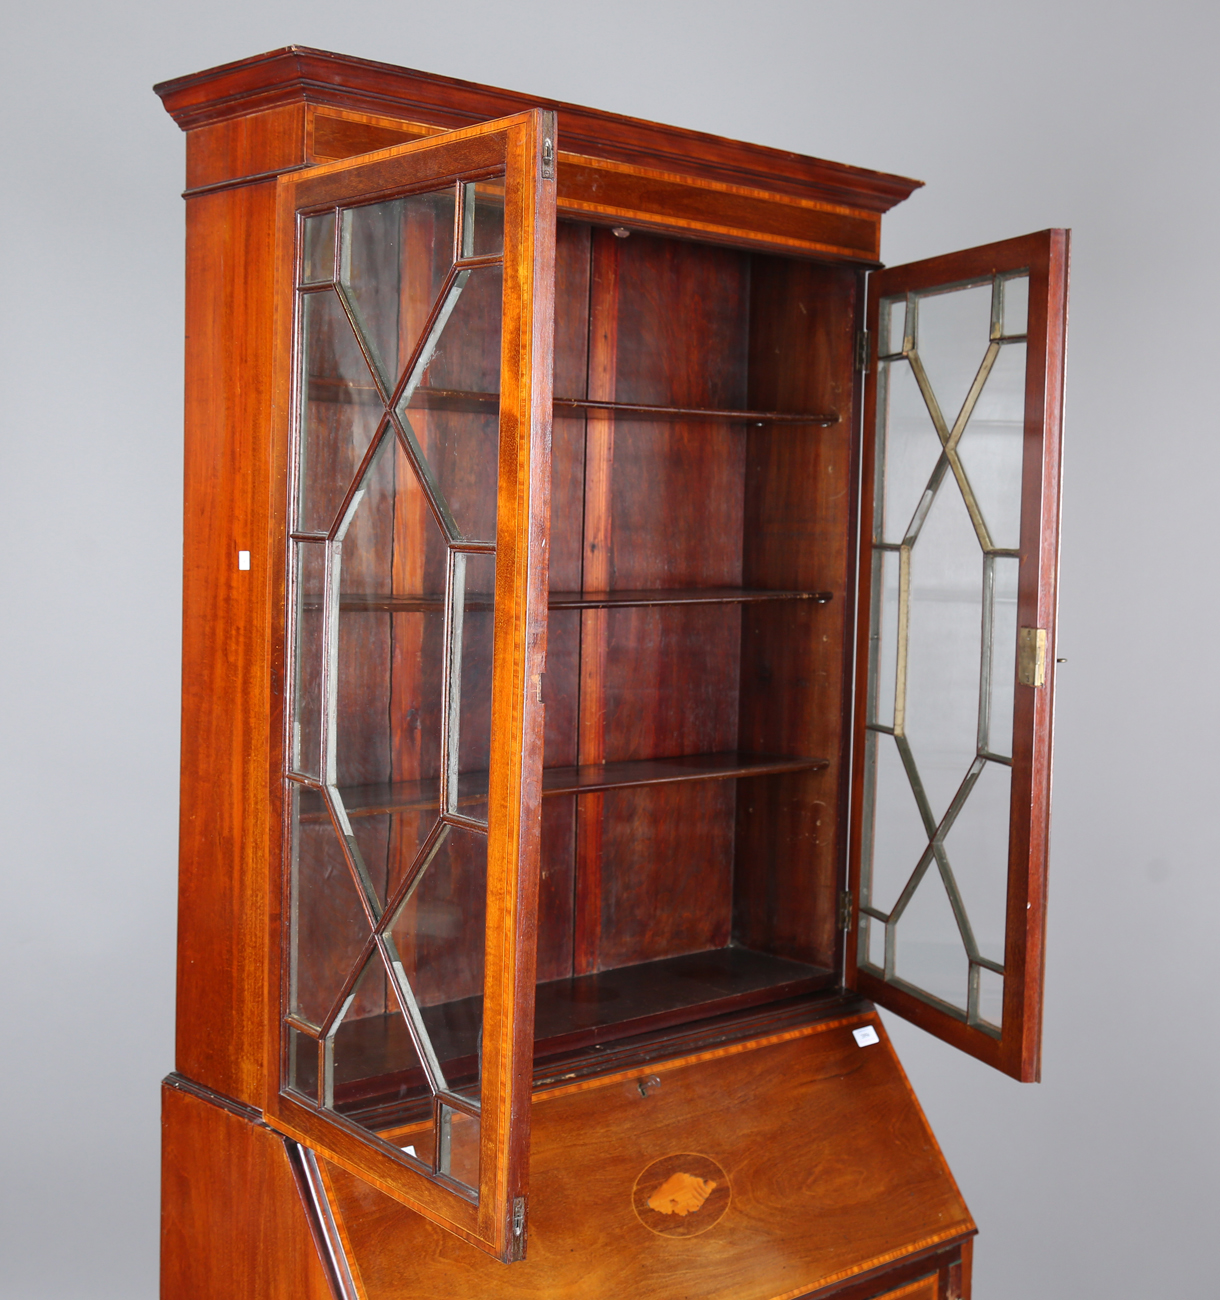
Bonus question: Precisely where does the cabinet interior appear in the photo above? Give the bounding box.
[296,214,861,1132]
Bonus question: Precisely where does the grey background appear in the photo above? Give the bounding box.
[1,1,1216,1296]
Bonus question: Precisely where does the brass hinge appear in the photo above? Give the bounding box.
[506,1195,527,1261]
[540,113,556,179]
[855,330,871,373]
[838,890,853,931]
[1017,627,1047,687]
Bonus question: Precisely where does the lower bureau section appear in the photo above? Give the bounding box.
[160,1080,335,1300]
[163,1009,974,1299]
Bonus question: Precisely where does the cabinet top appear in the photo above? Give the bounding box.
[154,45,921,214]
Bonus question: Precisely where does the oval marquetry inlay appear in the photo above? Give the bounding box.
[632,1153,730,1237]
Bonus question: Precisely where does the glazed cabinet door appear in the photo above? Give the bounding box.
[266,110,556,1259]
[849,231,1068,1081]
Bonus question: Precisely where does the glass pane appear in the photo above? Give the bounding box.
[384,822,487,1102]
[976,966,1004,1030]
[288,1026,320,1102]
[302,212,335,285]
[328,951,427,1122]
[297,290,383,535]
[860,913,886,971]
[438,1103,480,1190]
[292,542,326,780]
[1002,274,1029,337]
[331,431,449,903]
[941,759,1011,967]
[462,180,505,258]
[957,342,1026,552]
[878,359,943,545]
[383,1117,435,1169]
[864,731,932,918]
[290,784,373,1030]
[894,865,968,1013]
[881,294,906,357]
[397,263,504,543]
[340,187,457,393]
[869,549,899,728]
[914,282,992,429]
[985,556,1019,758]
[863,266,1037,1027]
[447,551,496,824]
[903,480,984,824]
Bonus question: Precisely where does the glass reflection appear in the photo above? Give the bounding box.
[985,557,1019,758]
[340,187,456,393]
[447,552,496,823]
[302,212,335,284]
[289,168,507,1186]
[327,951,427,1118]
[290,784,374,1030]
[1001,274,1029,337]
[383,823,488,1104]
[462,180,505,259]
[976,966,1004,1030]
[865,732,932,919]
[297,292,383,535]
[862,271,1034,1027]
[289,1026,320,1102]
[894,866,969,1013]
[292,542,326,779]
[882,294,906,358]
[438,1104,480,1189]
[916,282,992,428]
[902,482,983,824]
[397,264,504,544]
[941,760,1011,966]
[957,342,1026,551]
[869,548,900,729]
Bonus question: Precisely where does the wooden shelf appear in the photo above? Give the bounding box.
[306,381,841,426]
[323,752,829,821]
[332,946,838,1119]
[399,386,839,426]
[540,752,827,796]
[548,587,832,609]
[552,396,839,426]
[334,587,832,614]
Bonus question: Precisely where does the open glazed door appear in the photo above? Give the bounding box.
[266,110,555,1259]
[849,231,1068,1082]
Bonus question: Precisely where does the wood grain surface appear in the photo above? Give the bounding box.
[155,46,921,216]
[161,1080,335,1300]
[321,1015,973,1299]
[175,177,283,1107]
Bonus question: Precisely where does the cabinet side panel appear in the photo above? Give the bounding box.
[161,1083,333,1300]
[735,258,860,969]
[176,182,282,1104]
[185,103,307,191]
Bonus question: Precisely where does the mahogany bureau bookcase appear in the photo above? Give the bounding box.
[154,46,1067,1300]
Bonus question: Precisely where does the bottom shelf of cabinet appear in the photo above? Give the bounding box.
[333,946,836,1122]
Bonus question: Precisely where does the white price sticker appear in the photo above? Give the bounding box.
[238,550,251,571]
[852,1025,880,1047]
